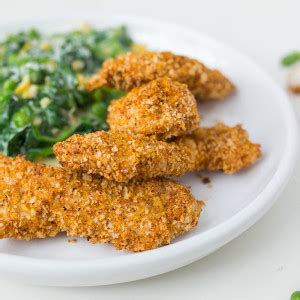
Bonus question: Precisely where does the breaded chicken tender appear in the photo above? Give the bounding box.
[54,124,261,182]
[0,155,60,240]
[86,51,235,101]
[54,131,194,182]
[107,77,200,139]
[176,123,261,174]
[0,154,202,252]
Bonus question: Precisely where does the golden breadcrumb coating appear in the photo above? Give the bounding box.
[107,77,200,139]
[54,124,261,182]
[176,123,261,173]
[0,154,202,252]
[0,155,61,240]
[54,131,194,182]
[86,51,235,101]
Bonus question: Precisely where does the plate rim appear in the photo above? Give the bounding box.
[0,13,298,286]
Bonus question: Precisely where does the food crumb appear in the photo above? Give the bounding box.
[68,238,77,244]
[202,177,211,184]
[196,173,211,185]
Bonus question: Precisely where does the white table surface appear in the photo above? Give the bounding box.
[0,0,299,298]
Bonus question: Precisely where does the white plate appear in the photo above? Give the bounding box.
[0,14,298,287]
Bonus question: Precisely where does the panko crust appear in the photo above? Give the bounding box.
[0,154,202,252]
[107,77,200,139]
[86,51,235,101]
[57,176,203,252]
[0,155,61,240]
[176,123,262,173]
[54,124,261,182]
[54,130,194,182]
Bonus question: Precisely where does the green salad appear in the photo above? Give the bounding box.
[0,24,132,160]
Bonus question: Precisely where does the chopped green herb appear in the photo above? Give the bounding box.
[281,51,300,66]
[0,25,131,159]
[291,291,300,300]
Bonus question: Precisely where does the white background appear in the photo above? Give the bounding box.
[0,0,299,299]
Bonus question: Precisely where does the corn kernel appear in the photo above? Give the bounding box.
[23,84,38,99]
[76,73,88,89]
[40,97,51,108]
[72,60,85,71]
[40,41,52,51]
[79,22,92,33]
[15,77,31,95]
[21,42,32,52]
[33,117,42,126]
